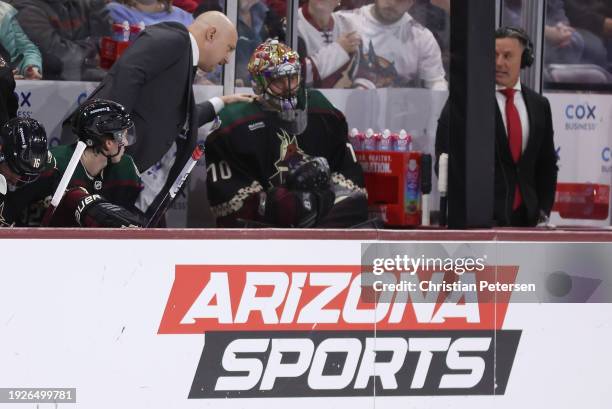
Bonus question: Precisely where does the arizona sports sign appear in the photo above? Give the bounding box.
[159,264,521,398]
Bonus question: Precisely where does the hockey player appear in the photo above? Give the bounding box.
[205,39,368,228]
[9,99,145,227]
[0,117,48,227]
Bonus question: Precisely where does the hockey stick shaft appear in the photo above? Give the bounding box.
[41,141,87,226]
[145,141,205,228]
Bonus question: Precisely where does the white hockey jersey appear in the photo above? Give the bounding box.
[298,6,361,88]
[342,4,447,88]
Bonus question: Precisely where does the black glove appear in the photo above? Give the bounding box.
[263,186,317,227]
[62,188,143,227]
[286,156,331,191]
[263,186,336,228]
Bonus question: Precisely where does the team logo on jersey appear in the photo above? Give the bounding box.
[94,180,102,191]
[0,55,6,68]
[269,129,307,186]
[354,40,399,88]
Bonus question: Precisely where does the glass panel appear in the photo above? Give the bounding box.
[295,0,450,227]
[8,0,206,81]
[542,0,612,91]
[234,0,288,87]
[299,0,449,89]
[501,0,523,27]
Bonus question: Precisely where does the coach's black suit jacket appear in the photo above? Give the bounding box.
[82,22,216,181]
[435,84,558,226]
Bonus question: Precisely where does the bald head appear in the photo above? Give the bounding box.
[191,11,234,32]
[188,11,238,72]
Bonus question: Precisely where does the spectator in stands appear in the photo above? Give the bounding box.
[505,0,607,67]
[0,1,42,79]
[409,0,450,75]
[193,0,221,16]
[0,43,17,128]
[106,0,193,27]
[265,0,287,19]
[7,0,110,81]
[235,0,285,85]
[565,0,612,67]
[339,0,447,89]
[544,0,585,64]
[337,0,368,11]
[173,0,200,13]
[298,0,362,88]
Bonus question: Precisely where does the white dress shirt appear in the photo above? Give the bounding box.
[495,79,529,153]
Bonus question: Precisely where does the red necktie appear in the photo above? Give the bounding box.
[501,88,522,210]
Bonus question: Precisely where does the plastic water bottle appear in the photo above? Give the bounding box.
[395,129,412,152]
[349,128,364,151]
[363,128,377,150]
[378,129,393,151]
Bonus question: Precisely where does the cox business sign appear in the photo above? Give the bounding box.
[563,102,600,131]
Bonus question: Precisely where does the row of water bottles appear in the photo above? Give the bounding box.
[349,128,414,152]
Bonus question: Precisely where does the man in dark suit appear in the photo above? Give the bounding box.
[68,11,254,218]
[436,27,558,227]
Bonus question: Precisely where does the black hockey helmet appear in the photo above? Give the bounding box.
[72,99,136,149]
[0,117,49,182]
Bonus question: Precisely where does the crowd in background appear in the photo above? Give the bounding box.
[2,0,612,87]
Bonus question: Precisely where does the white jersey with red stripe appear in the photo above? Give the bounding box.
[340,4,447,88]
[298,7,361,88]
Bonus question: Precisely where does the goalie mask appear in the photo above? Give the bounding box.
[248,39,301,113]
[72,99,136,157]
[0,117,49,184]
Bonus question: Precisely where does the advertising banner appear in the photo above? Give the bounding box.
[546,92,612,226]
[0,239,610,408]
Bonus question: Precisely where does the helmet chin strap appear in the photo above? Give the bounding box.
[103,143,124,160]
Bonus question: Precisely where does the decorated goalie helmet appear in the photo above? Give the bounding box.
[248,39,301,112]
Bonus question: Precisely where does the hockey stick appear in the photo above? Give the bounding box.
[41,141,87,226]
[145,141,205,228]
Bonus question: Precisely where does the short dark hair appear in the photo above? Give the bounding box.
[495,26,530,48]
[495,26,535,68]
